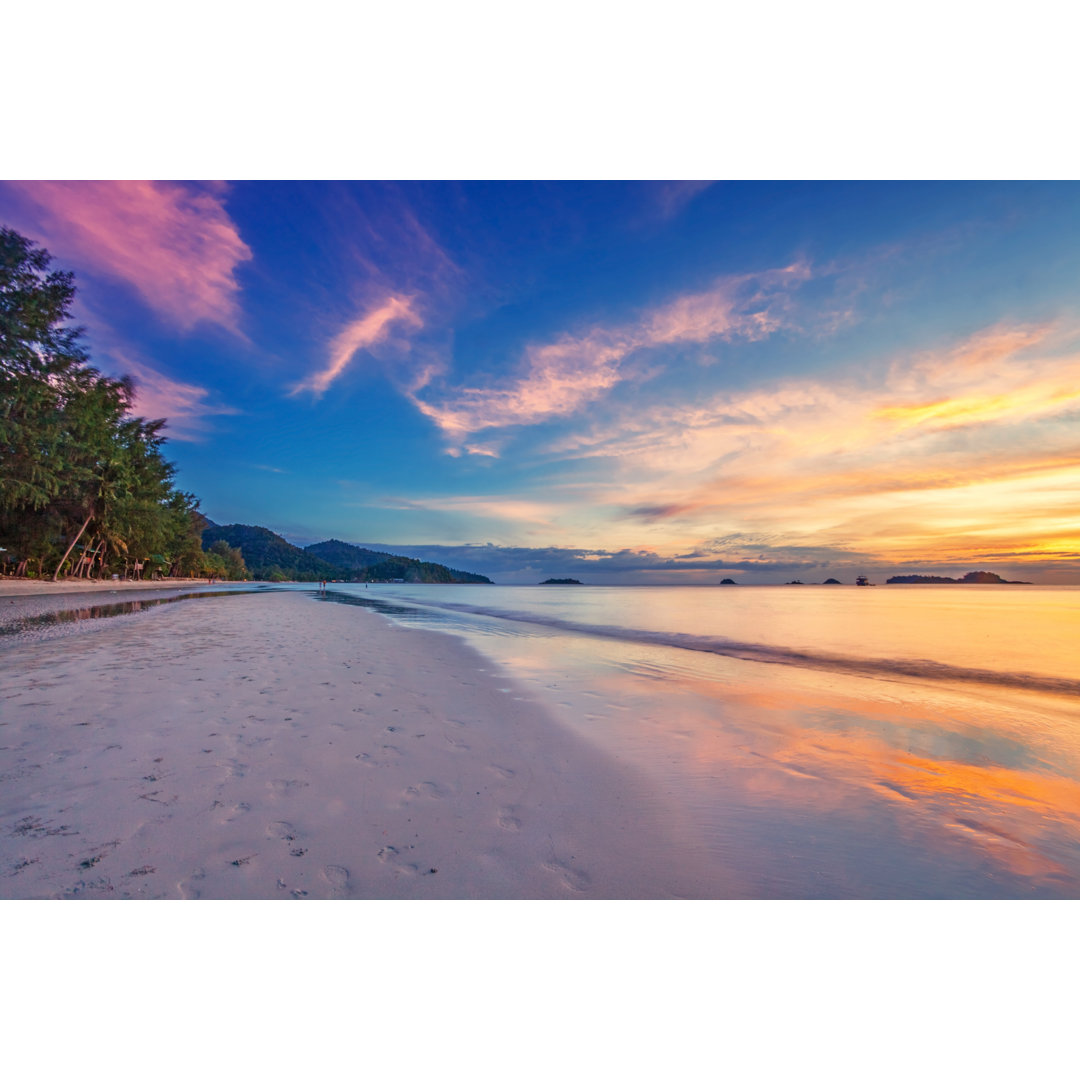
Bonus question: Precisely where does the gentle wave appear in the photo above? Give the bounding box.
[331,591,1080,698]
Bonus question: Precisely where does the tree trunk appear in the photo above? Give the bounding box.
[52,512,94,581]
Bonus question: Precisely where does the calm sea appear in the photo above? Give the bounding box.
[323,582,1080,898]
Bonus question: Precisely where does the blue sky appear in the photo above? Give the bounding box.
[3,180,1079,582]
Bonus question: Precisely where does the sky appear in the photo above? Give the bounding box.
[2,180,1079,584]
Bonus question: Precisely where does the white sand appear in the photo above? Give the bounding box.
[0,590,706,898]
[0,578,211,597]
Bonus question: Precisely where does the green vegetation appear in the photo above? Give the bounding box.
[0,228,228,581]
[307,537,490,583]
[202,529,492,583]
[0,227,488,587]
[886,571,1031,584]
[308,538,491,583]
[202,525,340,581]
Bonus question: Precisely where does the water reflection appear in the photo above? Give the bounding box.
[325,586,1080,897]
[0,587,276,642]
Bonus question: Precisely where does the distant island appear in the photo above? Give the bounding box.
[719,579,736,585]
[823,578,842,585]
[540,578,582,585]
[886,571,1032,585]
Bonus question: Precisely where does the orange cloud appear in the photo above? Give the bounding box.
[5,180,251,333]
[293,295,423,396]
[410,263,812,445]
[531,320,1080,565]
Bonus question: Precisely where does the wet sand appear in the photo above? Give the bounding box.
[0,590,707,899]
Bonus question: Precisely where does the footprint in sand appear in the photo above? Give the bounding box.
[268,778,309,794]
[404,781,445,800]
[496,809,522,832]
[213,801,251,823]
[321,865,350,898]
[376,845,419,876]
[488,764,515,780]
[267,820,297,842]
[542,858,591,893]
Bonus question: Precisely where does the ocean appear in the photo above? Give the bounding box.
[321,582,1080,898]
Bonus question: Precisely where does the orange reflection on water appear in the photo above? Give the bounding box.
[570,650,1080,890]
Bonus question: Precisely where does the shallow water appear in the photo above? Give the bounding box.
[321,583,1080,898]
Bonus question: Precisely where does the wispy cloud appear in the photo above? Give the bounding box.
[375,495,565,531]
[118,355,239,441]
[648,180,715,220]
[2,180,251,334]
[292,295,423,396]
[410,262,812,448]
[550,320,1080,567]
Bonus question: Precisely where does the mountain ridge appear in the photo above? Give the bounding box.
[202,525,492,583]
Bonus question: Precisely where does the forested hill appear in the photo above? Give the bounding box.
[304,539,396,571]
[306,538,492,583]
[202,525,339,581]
[886,571,1032,584]
[200,527,492,583]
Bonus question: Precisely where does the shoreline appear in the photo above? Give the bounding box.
[0,577,217,598]
[0,589,708,899]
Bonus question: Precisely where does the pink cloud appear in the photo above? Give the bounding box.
[4,180,251,333]
[117,355,239,441]
[293,295,423,396]
[411,262,812,445]
[649,181,715,220]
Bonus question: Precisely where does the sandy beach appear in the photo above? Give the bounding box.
[0,578,211,598]
[0,588,705,899]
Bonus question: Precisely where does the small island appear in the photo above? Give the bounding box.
[886,571,1032,585]
[719,578,736,585]
[540,578,582,585]
[823,578,842,585]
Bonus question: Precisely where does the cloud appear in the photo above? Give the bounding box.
[292,294,423,396]
[374,495,563,530]
[2,180,251,333]
[539,320,1080,570]
[326,541,824,584]
[410,262,812,446]
[648,180,715,220]
[117,355,239,441]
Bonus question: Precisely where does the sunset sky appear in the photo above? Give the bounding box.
[3,180,1078,583]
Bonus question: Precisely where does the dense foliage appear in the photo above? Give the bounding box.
[885,572,1030,584]
[203,528,492,583]
[307,538,492,583]
[202,524,341,581]
[0,227,243,581]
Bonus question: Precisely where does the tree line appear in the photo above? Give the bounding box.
[0,227,247,582]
